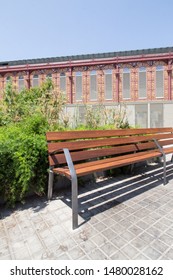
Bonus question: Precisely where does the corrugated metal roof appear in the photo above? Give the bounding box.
[0,46,173,67]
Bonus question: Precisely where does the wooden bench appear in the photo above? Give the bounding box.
[46,127,173,229]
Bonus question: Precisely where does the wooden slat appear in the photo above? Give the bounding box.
[54,150,162,178]
[163,146,173,154]
[136,142,157,151]
[47,133,173,153]
[158,139,173,146]
[48,144,138,166]
[46,127,173,141]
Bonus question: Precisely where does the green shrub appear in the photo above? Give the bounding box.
[0,78,131,207]
[0,114,48,206]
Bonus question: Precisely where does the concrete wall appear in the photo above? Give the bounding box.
[65,102,173,128]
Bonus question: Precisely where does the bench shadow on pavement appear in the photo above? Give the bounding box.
[60,162,173,226]
[1,162,173,225]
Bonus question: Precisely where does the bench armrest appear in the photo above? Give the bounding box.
[153,138,165,155]
[49,148,77,179]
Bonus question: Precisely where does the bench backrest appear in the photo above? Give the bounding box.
[46,128,173,167]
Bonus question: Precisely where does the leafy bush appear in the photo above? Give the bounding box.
[0,114,48,206]
[0,79,130,207]
[0,79,66,127]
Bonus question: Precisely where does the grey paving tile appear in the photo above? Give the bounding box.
[142,246,161,259]
[159,217,173,227]
[135,220,150,230]
[118,218,133,229]
[146,226,162,238]
[102,217,116,227]
[0,246,11,259]
[91,233,107,247]
[56,253,71,260]
[0,254,12,260]
[67,246,86,260]
[111,235,127,249]
[158,233,173,246]
[41,234,59,248]
[120,244,139,259]
[101,228,117,240]
[133,253,150,260]
[80,239,98,254]
[25,235,45,255]
[88,248,108,260]
[111,250,129,260]
[151,239,169,254]
[165,227,173,238]
[119,230,136,242]
[128,225,144,236]
[0,237,8,248]
[129,237,148,251]
[162,248,173,259]
[152,221,169,232]
[92,222,106,232]
[138,232,154,244]
[100,242,118,257]
[13,246,31,259]
[110,223,126,234]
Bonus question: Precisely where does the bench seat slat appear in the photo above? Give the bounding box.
[53,150,162,178]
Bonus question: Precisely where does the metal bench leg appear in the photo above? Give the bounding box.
[71,175,78,230]
[153,138,167,185]
[171,154,173,162]
[48,169,54,200]
[162,154,167,185]
[63,148,78,230]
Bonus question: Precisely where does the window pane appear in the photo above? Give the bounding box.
[76,72,82,101]
[6,76,11,84]
[105,70,112,100]
[60,73,66,93]
[156,69,164,98]
[139,69,146,98]
[123,69,130,99]
[90,71,97,100]
[18,76,25,91]
[46,73,52,79]
[32,74,39,87]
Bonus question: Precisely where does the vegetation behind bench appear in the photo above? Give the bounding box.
[46,128,173,229]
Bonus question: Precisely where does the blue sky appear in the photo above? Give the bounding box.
[0,0,173,62]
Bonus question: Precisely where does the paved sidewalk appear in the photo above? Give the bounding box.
[0,163,173,260]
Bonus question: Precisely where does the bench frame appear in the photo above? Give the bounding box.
[46,128,173,229]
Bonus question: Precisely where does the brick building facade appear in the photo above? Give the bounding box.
[0,47,173,127]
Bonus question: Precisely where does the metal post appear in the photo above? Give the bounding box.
[153,138,167,185]
[48,169,54,200]
[63,148,78,229]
